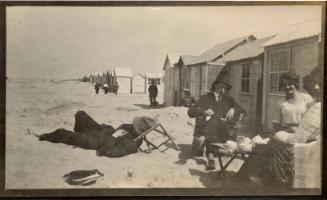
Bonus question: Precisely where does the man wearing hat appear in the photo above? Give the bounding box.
[188,78,246,170]
[94,81,100,95]
[112,81,119,95]
[33,111,156,158]
[182,88,196,107]
[148,80,159,106]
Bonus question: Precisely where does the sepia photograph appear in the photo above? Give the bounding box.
[2,2,324,196]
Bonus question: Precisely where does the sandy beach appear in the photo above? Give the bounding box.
[6,80,245,189]
[4,6,322,196]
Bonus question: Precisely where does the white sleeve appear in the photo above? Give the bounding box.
[301,93,314,106]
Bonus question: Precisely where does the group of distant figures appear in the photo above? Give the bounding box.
[94,82,119,95]
[93,80,160,107]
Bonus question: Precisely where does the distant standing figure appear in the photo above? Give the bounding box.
[94,82,100,95]
[148,80,158,106]
[103,83,109,94]
[112,82,119,95]
[182,89,196,107]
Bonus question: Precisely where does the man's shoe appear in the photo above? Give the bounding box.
[206,160,216,170]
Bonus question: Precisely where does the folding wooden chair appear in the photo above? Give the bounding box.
[133,122,180,152]
[210,143,251,174]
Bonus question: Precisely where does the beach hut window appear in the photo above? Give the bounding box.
[269,51,290,93]
[148,78,161,85]
[241,63,251,93]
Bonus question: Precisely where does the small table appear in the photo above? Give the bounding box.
[210,143,252,174]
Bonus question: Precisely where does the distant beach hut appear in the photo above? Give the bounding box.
[88,74,93,83]
[114,68,132,94]
[108,69,115,86]
[93,72,101,83]
[132,73,146,93]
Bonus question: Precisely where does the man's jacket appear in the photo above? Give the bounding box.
[188,92,245,141]
[148,84,158,96]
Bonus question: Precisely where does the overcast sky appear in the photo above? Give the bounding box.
[7,6,321,80]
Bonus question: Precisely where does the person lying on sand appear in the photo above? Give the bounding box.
[31,111,156,157]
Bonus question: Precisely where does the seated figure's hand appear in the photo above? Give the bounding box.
[220,108,235,122]
[226,108,235,120]
[205,109,215,116]
[239,114,245,120]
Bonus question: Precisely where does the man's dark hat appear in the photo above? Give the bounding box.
[212,79,232,91]
[63,169,104,186]
[132,116,157,135]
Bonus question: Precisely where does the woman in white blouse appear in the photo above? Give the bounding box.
[274,67,322,144]
[273,72,314,131]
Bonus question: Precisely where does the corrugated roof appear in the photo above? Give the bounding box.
[215,36,275,63]
[180,55,200,65]
[199,35,256,61]
[263,19,321,47]
[145,72,163,78]
[180,35,256,65]
[114,68,132,77]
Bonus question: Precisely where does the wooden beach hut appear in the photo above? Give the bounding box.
[163,54,180,106]
[114,68,132,94]
[175,35,256,103]
[132,73,146,93]
[262,19,322,130]
[211,36,274,131]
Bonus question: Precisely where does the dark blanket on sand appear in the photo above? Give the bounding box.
[39,111,143,157]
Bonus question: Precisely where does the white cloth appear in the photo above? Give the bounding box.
[292,102,321,189]
[293,141,321,189]
[293,102,321,143]
[278,92,313,125]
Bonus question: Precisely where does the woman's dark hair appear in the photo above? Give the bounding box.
[303,66,323,98]
[279,72,300,90]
